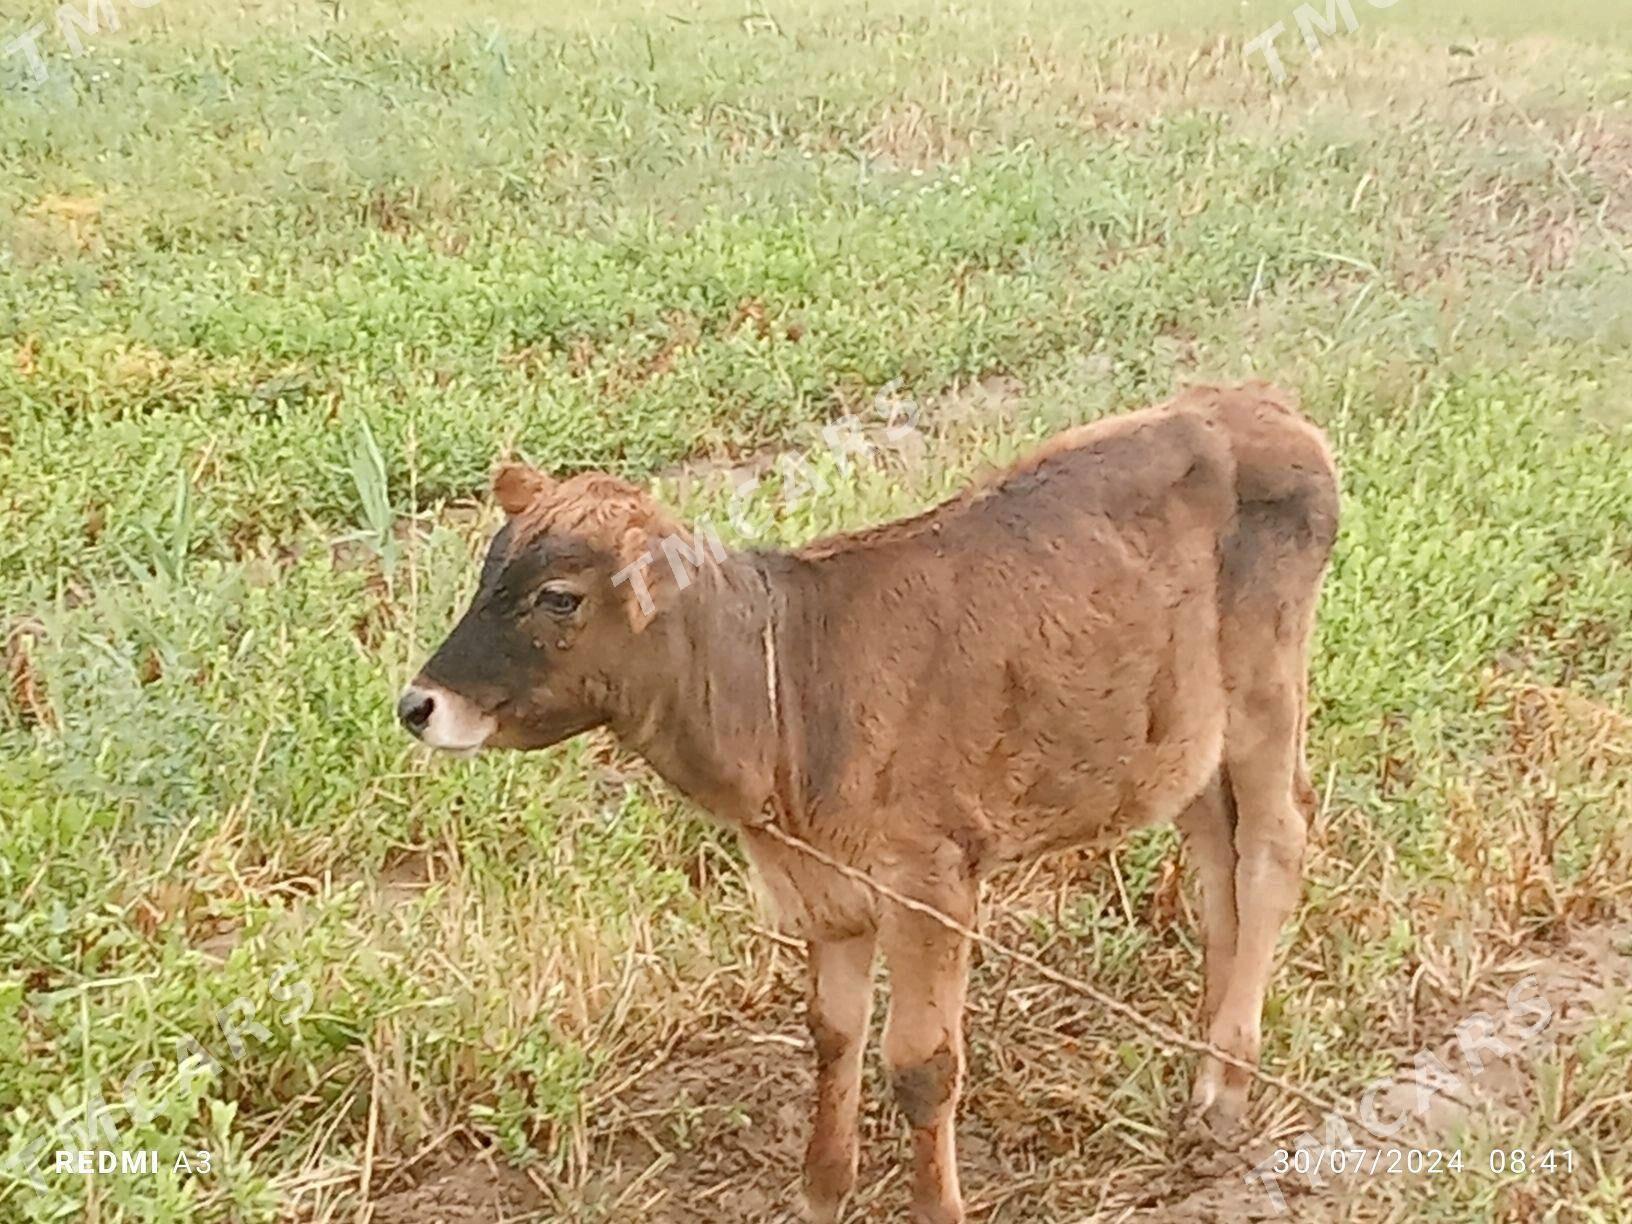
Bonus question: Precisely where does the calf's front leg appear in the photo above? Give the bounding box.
[803,930,877,1224]
[881,904,972,1224]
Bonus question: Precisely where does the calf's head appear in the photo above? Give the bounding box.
[398,463,693,753]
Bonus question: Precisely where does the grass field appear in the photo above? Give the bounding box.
[3,1,1632,1220]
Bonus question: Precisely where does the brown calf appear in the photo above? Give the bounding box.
[399,382,1339,1223]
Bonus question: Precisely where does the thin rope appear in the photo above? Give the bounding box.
[762,618,779,743]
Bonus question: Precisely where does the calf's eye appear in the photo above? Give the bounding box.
[534,585,583,617]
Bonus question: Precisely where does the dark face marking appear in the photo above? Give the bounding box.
[416,523,624,750]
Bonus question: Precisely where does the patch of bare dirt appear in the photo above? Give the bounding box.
[369,1150,549,1224]
[580,1038,809,1222]
[558,1009,1013,1222]
[378,846,439,908]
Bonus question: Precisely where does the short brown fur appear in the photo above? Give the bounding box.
[405,382,1339,1223]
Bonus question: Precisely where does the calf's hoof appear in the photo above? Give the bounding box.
[1189,1100,1248,1149]
[801,1155,855,1224]
[1182,1097,1249,1150]
[802,1191,846,1224]
[1184,1064,1248,1148]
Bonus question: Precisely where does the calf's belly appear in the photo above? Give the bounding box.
[981,705,1225,868]
[975,614,1228,868]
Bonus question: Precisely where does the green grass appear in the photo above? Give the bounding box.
[3,1,1631,1220]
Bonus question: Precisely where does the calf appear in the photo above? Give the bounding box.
[399,382,1339,1223]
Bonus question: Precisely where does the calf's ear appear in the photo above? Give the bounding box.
[492,463,552,516]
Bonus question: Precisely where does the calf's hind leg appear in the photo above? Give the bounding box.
[1202,681,1308,1137]
[1174,773,1239,1126]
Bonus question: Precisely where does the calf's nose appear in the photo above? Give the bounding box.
[397,688,435,737]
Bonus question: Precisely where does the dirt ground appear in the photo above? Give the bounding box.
[370,1158,550,1224]
[366,919,1629,1223]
